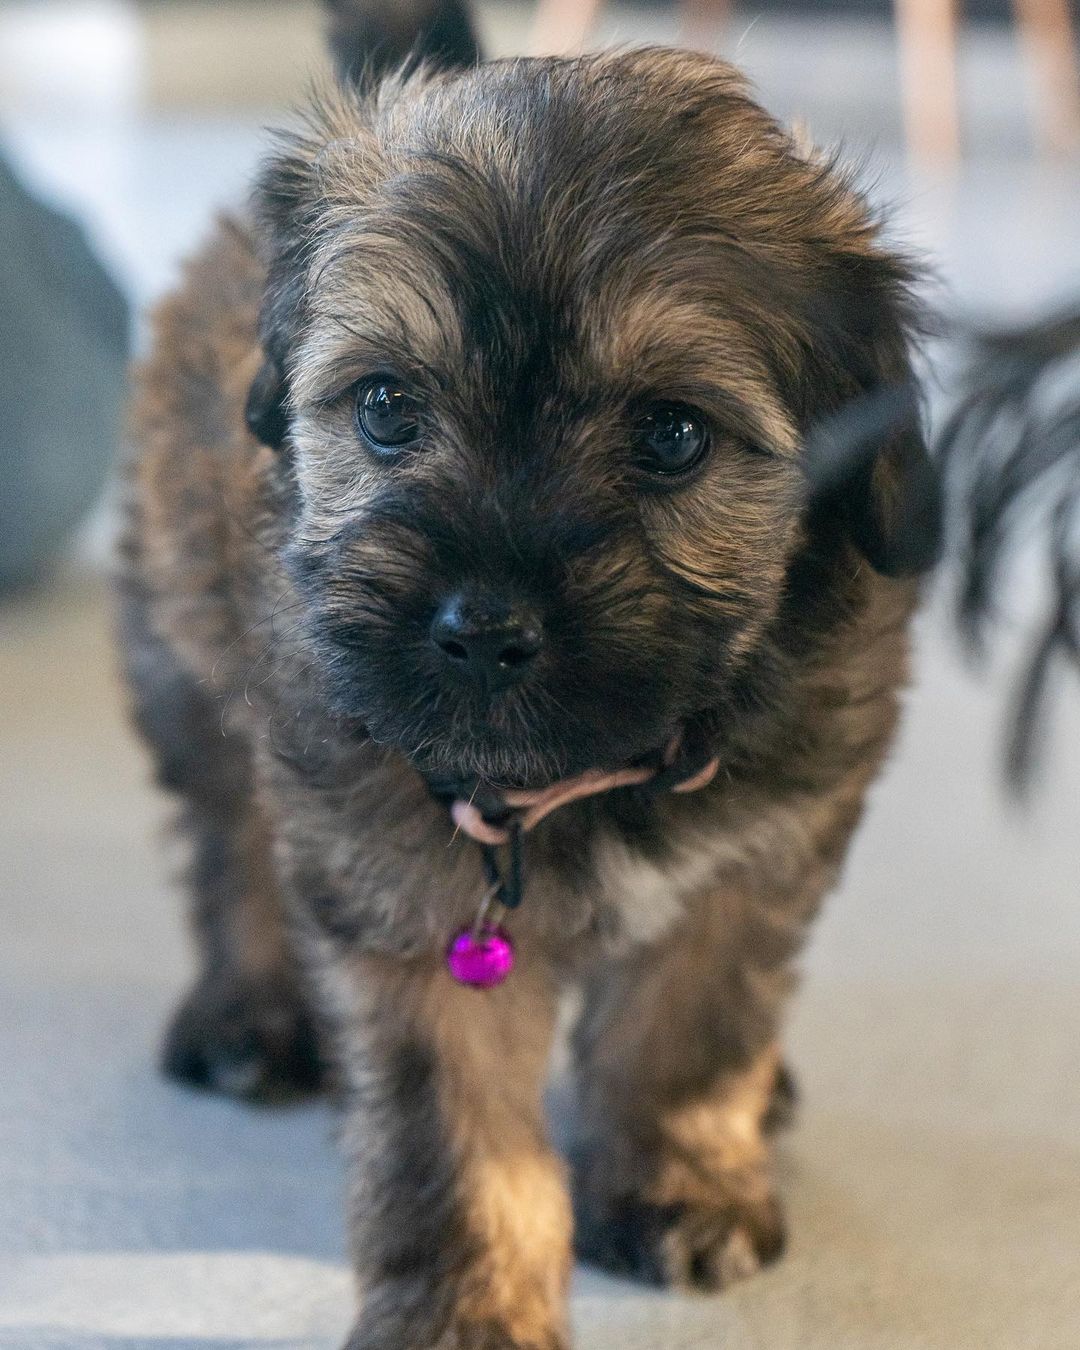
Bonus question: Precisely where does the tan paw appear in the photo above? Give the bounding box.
[574,1179,785,1292]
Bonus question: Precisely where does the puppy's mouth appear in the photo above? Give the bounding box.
[425,727,720,845]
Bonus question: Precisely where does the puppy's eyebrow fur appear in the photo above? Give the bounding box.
[590,295,800,457]
[289,233,464,409]
[289,207,799,459]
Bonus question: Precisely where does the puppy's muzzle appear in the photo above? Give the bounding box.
[430,587,544,693]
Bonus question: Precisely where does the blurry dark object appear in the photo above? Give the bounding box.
[939,305,1080,788]
[0,152,129,592]
[801,305,1080,790]
[325,0,480,82]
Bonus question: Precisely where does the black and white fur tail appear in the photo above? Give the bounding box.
[324,0,481,88]
[939,305,1080,788]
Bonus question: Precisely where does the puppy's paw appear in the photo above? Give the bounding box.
[574,1176,786,1293]
[343,1315,568,1350]
[162,970,324,1104]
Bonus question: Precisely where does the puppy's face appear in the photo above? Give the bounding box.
[252,51,936,788]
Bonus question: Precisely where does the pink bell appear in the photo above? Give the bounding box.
[446,924,515,988]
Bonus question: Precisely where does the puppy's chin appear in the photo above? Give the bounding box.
[362,704,675,793]
[400,730,634,793]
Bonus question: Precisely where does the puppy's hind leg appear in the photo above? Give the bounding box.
[120,588,323,1104]
[163,795,324,1104]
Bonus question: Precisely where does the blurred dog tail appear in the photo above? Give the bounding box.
[938,303,1080,787]
[324,0,482,88]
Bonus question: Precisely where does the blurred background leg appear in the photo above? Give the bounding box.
[896,0,963,166]
[530,0,604,54]
[680,0,733,51]
[1011,0,1080,155]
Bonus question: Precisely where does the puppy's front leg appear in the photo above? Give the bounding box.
[331,951,572,1350]
[570,883,804,1292]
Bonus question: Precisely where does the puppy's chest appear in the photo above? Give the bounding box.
[585,821,731,948]
[281,752,797,959]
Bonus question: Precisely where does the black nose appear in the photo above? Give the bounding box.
[431,592,544,691]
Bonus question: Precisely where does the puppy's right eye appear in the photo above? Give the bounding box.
[633,402,710,477]
[355,379,423,451]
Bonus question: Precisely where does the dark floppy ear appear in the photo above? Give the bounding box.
[245,143,315,454]
[245,358,289,450]
[840,408,942,577]
[245,109,338,455]
[802,249,943,578]
[245,93,381,454]
[804,382,943,577]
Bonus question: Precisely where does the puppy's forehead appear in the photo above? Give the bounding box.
[291,53,837,454]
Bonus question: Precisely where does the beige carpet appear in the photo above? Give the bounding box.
[2,573,1079,1350]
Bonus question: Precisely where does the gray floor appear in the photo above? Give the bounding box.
[2,5,1080,1348]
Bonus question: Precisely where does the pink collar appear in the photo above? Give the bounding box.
[450,740,720,846]
[443,733,720,988]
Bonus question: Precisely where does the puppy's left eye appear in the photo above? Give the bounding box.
[355,379,423,451]
[633,403,709,475]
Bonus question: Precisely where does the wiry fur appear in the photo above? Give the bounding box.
[117,8,939,1347]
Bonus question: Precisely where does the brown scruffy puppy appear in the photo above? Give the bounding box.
[117,3,941,1346]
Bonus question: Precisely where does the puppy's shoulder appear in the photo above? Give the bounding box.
[133,214,265,461]
[123,216,279,679]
